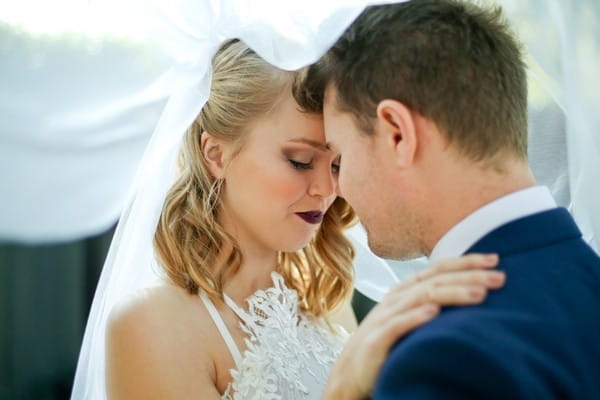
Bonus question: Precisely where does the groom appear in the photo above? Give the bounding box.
[296,0,600,398]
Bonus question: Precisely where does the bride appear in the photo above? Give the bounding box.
[100,39,504,400]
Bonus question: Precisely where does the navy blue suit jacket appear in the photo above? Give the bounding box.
[373,208,600,399]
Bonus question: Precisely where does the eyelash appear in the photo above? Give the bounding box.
[289,159,341,174]
[289,160,313,170]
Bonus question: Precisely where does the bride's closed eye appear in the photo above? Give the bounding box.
[289,159,313,170]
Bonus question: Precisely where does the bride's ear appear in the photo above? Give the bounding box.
[375,99,417,169]
[200,132,227,179]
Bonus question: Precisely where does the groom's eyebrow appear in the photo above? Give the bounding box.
[288,138,330,151]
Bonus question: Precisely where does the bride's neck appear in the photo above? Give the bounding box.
[216,207,279,303]
[217,241,279,304]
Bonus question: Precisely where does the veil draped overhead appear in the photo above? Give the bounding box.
[60,1,401,398]
[0,1,598,398]
[512,0,600,251]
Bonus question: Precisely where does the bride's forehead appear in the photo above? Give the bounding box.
[247,111,326,145]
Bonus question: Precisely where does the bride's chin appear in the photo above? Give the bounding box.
[279,244,309,253]
[277,237,315,253]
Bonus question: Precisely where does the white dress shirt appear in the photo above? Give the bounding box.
[429,186,557,263]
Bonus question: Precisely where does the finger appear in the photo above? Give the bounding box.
[393,253,499,290]
[378,304,440,346]
[422,253,499,278]
[427,284,491,305]
[427,269,505,289]
[363,284,447,326]
[359,284,439,326]
[384,269,504,308]
[364,281,493,337]
[389,282,492,311]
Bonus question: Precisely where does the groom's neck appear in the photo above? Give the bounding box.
[420,156,536,254]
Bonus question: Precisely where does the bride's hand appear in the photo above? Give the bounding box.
[322,253,503,400]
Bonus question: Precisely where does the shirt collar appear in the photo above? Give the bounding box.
[429,186,557,263]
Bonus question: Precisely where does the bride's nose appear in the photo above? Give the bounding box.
[307,169,337,199]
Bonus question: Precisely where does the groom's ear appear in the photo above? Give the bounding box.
[200,132,227,179]
[375,99,418,168]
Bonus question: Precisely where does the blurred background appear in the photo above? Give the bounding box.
[1,0,598,399]
[0,229,112,399]
[1,7,168,397]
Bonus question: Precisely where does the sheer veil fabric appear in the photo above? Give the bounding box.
[68,1,404,398]
[0,0,597,398]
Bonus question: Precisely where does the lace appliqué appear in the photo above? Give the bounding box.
[222,273,348,400]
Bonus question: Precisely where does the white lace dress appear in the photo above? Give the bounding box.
[199,272,349,400]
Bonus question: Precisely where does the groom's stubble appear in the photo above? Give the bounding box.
[360,149,430,261]
[365,200,429,261]
[322,89,429,261]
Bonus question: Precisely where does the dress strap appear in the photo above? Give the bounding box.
[198,291,243,367]
[223,294,248,321]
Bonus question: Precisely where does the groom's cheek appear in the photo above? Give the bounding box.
[334,180,343,198]
[337,171,350,199]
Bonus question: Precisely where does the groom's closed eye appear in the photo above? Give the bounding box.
[332,156,341,174]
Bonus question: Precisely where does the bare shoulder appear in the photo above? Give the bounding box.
[106,283,221,400]
[108,282,206,334]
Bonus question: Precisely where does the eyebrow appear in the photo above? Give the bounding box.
[288,138,330,152]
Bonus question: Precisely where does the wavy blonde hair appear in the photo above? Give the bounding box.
[154,39,357,317]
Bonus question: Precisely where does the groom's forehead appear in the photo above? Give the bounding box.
[322,85,369,144]
[323,84,338,108]
[322,87,350,122]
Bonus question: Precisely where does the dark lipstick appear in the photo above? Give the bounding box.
[296,211,323,224]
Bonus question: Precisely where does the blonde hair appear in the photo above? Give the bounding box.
[154,40,357,317]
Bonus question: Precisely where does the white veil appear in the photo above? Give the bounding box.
[511,0,600,251]
[0,0,597,398]
[67,0,405,398]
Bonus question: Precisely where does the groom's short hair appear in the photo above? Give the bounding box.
[294,0,528,162]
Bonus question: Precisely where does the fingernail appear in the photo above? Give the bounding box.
[487,271,505,284]
[485,254,499,264]
[470,287,486,299]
